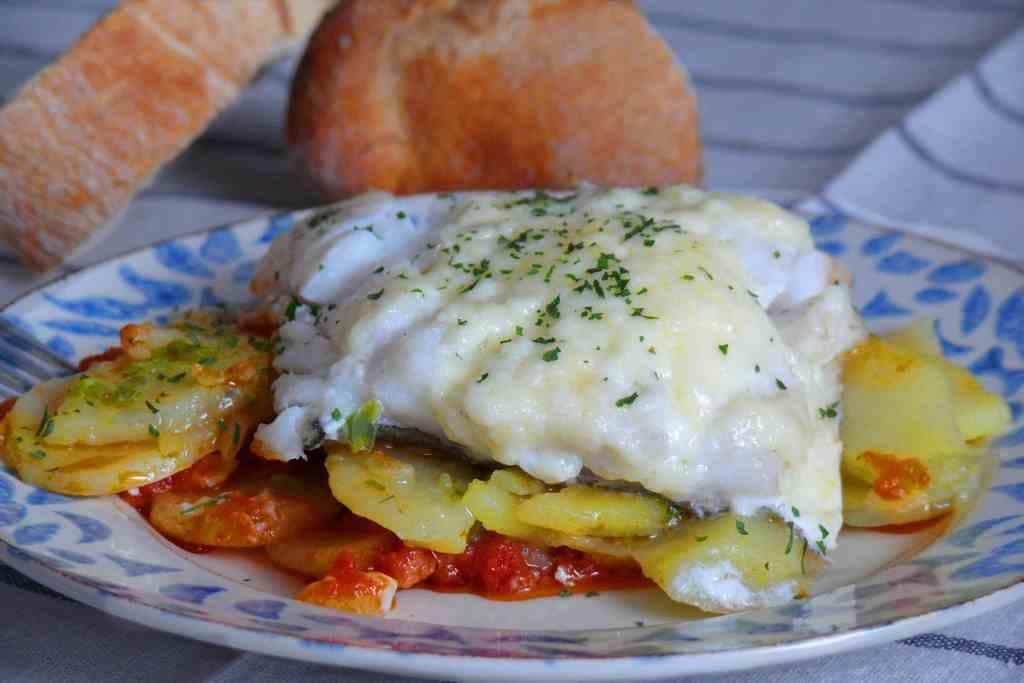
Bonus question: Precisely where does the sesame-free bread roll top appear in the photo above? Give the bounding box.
[0,0,337,271]
[288,0,702,198]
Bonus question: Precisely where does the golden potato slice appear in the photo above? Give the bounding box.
[946,365,1011,443]
[841,336,964,485]
[148,464,342,548]
[324,443,480,553]
[489,468,547,496]
[0,315,274,495]
[631,513,813,613]
[884,320,1010,442]
[266,525,397,578]
[516,485,672,537]
[843,449,985,527]
[462,473,633,557]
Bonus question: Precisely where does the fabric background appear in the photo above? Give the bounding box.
[2,1,1023,680]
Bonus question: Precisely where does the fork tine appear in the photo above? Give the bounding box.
[0,316,78,374]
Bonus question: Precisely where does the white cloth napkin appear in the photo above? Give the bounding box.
[2,1,1024,682]
[827,24,1024,262]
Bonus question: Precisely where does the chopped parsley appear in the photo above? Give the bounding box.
[28,449,47,461]
[367,289,384,300]
[631,307,658,320]
[615,392,639,407]
[457,318,468,326]
[476,373,489,384]
[695,535,708,543]
[148,424,160,438]
[331,408,343,421]
[285,297,301,321]
[542,347,561,362]
[785,522,795,555]
[35,405,54,438]
[718,344,729,356]
[776,378,788,390]
[736,519,749,536]
[345,400,383,452]
[818,402,839,419]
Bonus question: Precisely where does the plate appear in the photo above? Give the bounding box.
[1,198,1023,682]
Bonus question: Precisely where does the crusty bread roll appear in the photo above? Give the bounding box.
[0,0,337,271]
[288,0,702,198]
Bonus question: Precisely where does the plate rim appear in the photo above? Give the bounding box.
[5,537,1022,682]
[2,200,1024,680]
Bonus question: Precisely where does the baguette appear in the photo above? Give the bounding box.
[288,0,702,199]
[0,0,337,271]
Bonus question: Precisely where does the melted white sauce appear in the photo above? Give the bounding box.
[253,186,866,549]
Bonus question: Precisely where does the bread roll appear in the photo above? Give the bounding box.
[288,0,702,198]
[0,0,337,271]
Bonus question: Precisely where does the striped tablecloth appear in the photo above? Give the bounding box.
[2,1,1024,681]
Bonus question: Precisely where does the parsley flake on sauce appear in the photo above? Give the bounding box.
[542,347,561,362]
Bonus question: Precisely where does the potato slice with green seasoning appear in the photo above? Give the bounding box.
[0,314,274,495]
[631,512,814,613]
[462,471,633,557]
[324,442,481,553]
[516,484,673,537]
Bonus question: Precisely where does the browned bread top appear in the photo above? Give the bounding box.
[288,0,702,198]
[0,0,336,271]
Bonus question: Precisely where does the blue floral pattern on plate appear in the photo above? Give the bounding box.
[0,201,1022,680]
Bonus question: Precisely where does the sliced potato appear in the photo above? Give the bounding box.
[324,443,480,553]
[841,336,964,485]
[148,463,341,548]
[489,468,547,496]
[946,364,1011,442]
[0,315,274,495]
[885,320,1010,442]
[516,485,672,537]
[267,524,397,578]
[463,473,633,557]
[631,513,812,613]
[843,449,985,527]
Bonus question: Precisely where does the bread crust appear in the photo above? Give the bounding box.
[0,0,335,271]
[288,0,702,198]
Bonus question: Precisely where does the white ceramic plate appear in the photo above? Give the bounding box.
[2,198,1023,682]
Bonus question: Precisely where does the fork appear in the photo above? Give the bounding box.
[0,317,78,398]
